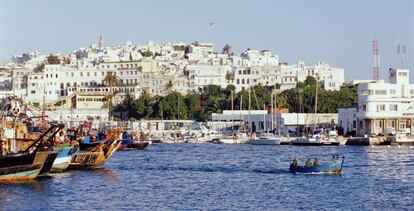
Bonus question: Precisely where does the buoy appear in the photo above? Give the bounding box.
[398,145,401,148]
[387,145,390,148]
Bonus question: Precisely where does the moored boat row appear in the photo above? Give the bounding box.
[0,97,151,182]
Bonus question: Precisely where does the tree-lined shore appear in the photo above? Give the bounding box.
[114,76,357,122]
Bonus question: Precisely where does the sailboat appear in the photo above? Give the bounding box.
[218,90,248,144]
[291,79,323,146]
[246,87,288,145]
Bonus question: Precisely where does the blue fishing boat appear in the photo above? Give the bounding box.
[289,156,345,174]
[51,146,75,172]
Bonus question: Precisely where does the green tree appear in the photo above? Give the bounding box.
[160,92,187,120]
[141,50,153,57]
[34,63,45,72]
[103,72,118,120]
[185,93,202,120]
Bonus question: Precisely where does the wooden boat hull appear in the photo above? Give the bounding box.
[38,151,58,176]
[0,151,54,181]
[118,142,149,151]
[0,164,42,181]
[289,157,345,174]
[67,140,121,170]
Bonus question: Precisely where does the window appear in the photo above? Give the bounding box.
[375,90,387,95]
[31,90,36,94]
[376,104,385,111]
[362,89,373,96]
[362,104,367,111]
[390,104,398,111]
[390,89,396,95]
[375,120,382,128]
[387,120,395,128]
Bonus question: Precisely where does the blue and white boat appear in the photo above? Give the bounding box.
[289,156,345,174]
[51,146,75,172]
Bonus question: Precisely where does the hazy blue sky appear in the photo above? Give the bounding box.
[1,0,413,81]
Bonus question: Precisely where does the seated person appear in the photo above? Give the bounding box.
[305,159,312,167]
[313,158,319,166]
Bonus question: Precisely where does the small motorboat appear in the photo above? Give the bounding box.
[118,138,149,150]
[246,133,289,145]
[289,156,345,174]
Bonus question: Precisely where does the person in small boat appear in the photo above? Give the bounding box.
[55,130,68,145]
[305,159,312,167]
[290,157,299,167]
[0,139,9,156]
[90,134,97,142]
[74,134,83,145]
[139,131,146,142]
[313,158,320,166]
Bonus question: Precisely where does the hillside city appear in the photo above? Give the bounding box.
[0,37,346,119]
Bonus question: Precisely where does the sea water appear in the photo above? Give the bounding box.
[1,144,413,210]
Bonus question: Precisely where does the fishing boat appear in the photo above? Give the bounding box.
[67,129,122,170]
[51,146,75,172]
[118,137,149,150]
[289,156,345,174]
[0,97,63,181]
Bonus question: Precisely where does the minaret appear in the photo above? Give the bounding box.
[98,35,104,48]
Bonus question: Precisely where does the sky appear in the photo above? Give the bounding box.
[1,0,413,81]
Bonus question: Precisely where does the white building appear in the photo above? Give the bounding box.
[338,105,357,135]
[339,68,414,136]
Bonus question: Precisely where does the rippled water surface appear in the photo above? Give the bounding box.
[1,144,414,210]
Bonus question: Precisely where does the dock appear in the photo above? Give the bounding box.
[345,136,390,146]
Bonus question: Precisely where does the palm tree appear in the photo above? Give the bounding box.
[103,72,118,120]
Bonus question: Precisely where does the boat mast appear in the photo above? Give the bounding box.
[239,94,242,132]
[313,79,319,133]
[231,90,234,133]
[248,87,251,136]
[271,91,274,131]
[161,102,164,135]
[275,90,280,136]
[296,70,299,136]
